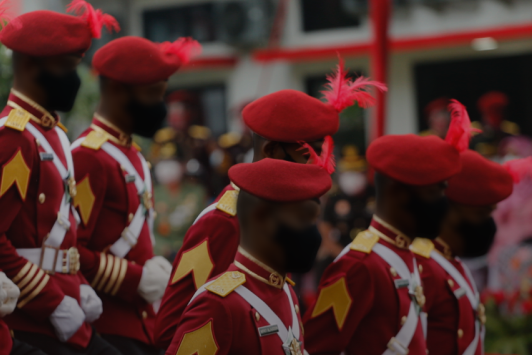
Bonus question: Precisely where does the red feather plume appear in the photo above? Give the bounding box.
[445,99,481,152]
[322,57,387,112]
[67,0,120,39]
[503,157,532,184]
[160,37,202,65]
[0,0,12,29]
[298,135,336,174]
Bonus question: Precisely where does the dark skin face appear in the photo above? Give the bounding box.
[439,202,496,256]
[240,198,321,276]
[12,52,82,112]
[252,134,324,163]
[97,77,168,136]
[375,173,448,238]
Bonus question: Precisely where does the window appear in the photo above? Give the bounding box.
[300,0,362,32]
[143,4,217,43]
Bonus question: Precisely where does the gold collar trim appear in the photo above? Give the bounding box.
[369,225,412,249]
[94,112,129,138]
[435,237,454,260]
[9,89,63,130]
[237,246,288,289]
[90,123,133,148]
[230,181,241,192]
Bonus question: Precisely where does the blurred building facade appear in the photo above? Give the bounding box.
[20,0,532,146]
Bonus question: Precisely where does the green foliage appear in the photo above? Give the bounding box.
[0,45,13,106]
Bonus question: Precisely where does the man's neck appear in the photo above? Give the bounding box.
[239,240,286,277]
[11,84,51,113]
[96,103,132,136]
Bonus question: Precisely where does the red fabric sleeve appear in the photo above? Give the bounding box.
[303,255,374,355]
[0,128,64,320]
[73,147,143,304]
[154,210,239,349]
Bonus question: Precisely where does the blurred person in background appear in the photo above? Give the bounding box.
[154,58,386,349]
[471,91,519,160]
[0,2,121,354]
[420,97,451,139]
[411,150,514,355]
[152,142,207,261]
[317,146,374,288]
[71,35,200,355]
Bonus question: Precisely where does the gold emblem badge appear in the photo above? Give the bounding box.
[68,247,80,275]
[41,115,54,128]
[269,273,282,287]
[142,190,153,210]
[414,285,426,308]
[283,328,303,355]
[68,177,77,199]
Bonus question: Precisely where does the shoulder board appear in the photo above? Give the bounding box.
[216,189,239,217]
[350,230,379,254]
[410,238,435,259]
[81,130,108,150]
[5,108,31,132]
[206,271,246,297]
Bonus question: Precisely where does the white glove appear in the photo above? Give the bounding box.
[138,256,172,304]
[0,272,19,317]
[80,285,102,323]
[49,295,86,342]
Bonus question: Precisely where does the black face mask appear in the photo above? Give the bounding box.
[37,69,81,112]
[274,222,322,273]
[407,195,449,240]
[458,217,497,258]
[128,100,167,138]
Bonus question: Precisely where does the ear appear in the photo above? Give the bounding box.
[263,141,285,160]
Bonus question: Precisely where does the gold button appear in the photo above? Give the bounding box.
[448,279,455,288]
[142,311,147,319]
[39,193,45,204]
[147,161,152,170]
[35,139,41,147]
[401,316,407,325]
[120,165,126,171]
[255,312,260,321]
[457,329,464,338]
[295,305,299,314]
[390,267,397,277]
[418,264,423,273]
[128,213,134,222]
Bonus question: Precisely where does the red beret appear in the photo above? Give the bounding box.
[93,36,201,85]
[367,134,461,185]
[229,159,332,202]
[0,11,93,56]
[0,1,119,57]
[446,150,513,205]
[243,90,339,143]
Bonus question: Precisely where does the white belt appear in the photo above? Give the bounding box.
[16,247,80,274]
[373,243,424,355]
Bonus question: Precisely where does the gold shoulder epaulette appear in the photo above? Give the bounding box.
[206,271,246,297]
[350,230,379,254]
[5,108,30,132]
[410,238,434,259]
[81,130,108,150]
[216,189,239,217]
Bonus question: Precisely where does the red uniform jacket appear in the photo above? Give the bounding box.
[412,238,482,355]
[165,248,305,355]
[303,217,426,355]
[0,319,11,355]
[155,183,240,348]
[72,117,155,344]
[0,92,91,348]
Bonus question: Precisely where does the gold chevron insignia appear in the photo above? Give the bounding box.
[311,277,352,331]
[81,130,108,150]
[206,271,246,297]
[410,238,435,259]
[216,190,238,217]
[350,230,379,254]
[73,176,96,226]
[5,108,30,131]
[171,240,214,289]
[176,321,218,355]
[0,150,30,200]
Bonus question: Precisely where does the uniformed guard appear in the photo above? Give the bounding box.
[0,2,120,354]
[411,149,515,355]
[302,101,476,353]
[165,157,331,354]
[154,59,386,348]
[70,35,200,355]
